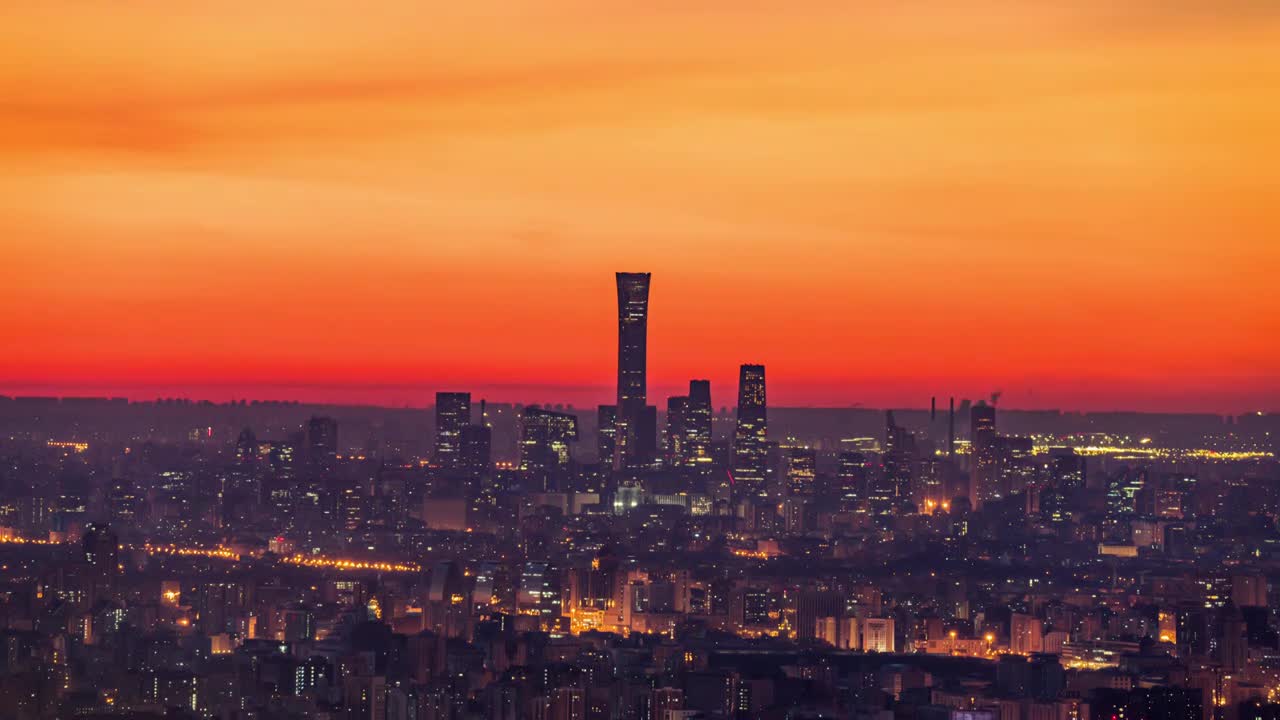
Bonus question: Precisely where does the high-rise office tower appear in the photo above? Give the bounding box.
[519,407,579,491]
[305,416,338,475]
[1105,467,1148,519]
[836,451,868,509]
[784,446,817,497]
[82,523,119,601]
[460,398,491,477]
[517,561,564,619]
[434,392,471,468]
[665,396,689,468]
[596,405,617,466]
[686,380,713,471]
[614,272,651,470]
[733,364,768,494]
[915,457,947,510]
[885,409,916,509]
[460,424,492,477]
[338,485,364,531]
[969,403,998,509]
[876,410,916,514]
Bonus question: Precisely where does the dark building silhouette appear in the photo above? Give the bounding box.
[107,477,141,525]
[733,364,768,495]
[686,380,713,473]
[614,272,651,470]
[665,395,688,468]
[1028,653,1065,700]
[235,427,257,464]
[969,403,997,509]
[597,404,617,466]
[1048,447,1087,489]
[1105,468,1148,542]
[433,392,472,469]
[305,416,338,472]
[836,451,868,508]
[519,407,579,491]
[460,423,492,477]
[872,410,916,515]
[784,446,817,497]
[636,404,658,469]
[82,523,120,602]
[796,590,844,640]
[82,523,119,577]
[1222,602,1249,671]
[458,398,492,477]
[1127,686,1203,720]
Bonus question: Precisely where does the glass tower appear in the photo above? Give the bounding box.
[614,272,651,470]
[732,364,768,494]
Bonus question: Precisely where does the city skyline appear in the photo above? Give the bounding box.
[0,266,1273,415]
[5,4,1280,719]
[3,2,1279,414]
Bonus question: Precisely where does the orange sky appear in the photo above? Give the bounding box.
[2,1,1278,412]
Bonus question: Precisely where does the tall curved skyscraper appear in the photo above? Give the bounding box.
[614,272,651,469]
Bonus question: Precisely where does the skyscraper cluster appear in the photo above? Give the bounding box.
[606,275,772,504]
[591,273,772,503]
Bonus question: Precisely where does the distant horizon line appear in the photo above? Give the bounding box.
[0,391,1269,419]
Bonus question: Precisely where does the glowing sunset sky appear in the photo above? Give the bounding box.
[2,1,1278,412]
